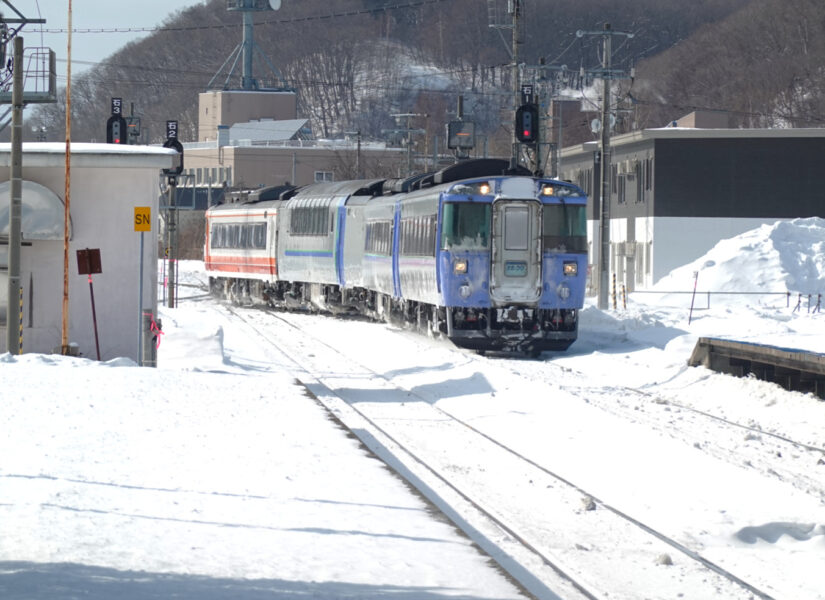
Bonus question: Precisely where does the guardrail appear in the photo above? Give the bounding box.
[606,283,823,320]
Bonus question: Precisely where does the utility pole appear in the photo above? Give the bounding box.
[523,59,568,176]
[1,2,49,354]
[62,0,72,352]
[385,114,426,177]
[344,130,362,178]
[5,35,22,354]
[576,23,634,310]
[510,0,521,170]
[167,178,177,308]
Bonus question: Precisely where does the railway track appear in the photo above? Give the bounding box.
[215,302,783,600]
[506,356,825,504]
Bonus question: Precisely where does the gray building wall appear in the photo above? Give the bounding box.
[560,129,825,293]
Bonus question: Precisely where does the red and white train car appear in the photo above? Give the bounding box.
[203,185,293,302]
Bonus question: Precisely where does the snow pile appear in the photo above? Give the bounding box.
[650,217,825,308]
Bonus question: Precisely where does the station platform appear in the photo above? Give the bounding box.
[689,337,825,398]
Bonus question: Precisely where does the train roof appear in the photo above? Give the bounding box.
[212,159,549,209]
[433,159,531,184]
[289,179,385,200]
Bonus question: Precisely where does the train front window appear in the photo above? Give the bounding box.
[440,202,490,250]
[504,206,529,251]
[542,204,587,253]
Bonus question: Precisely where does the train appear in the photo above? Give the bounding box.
[204,158,588,355]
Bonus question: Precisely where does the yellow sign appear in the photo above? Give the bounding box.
[134,206,151,232]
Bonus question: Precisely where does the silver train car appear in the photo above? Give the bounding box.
[205,159,588,354]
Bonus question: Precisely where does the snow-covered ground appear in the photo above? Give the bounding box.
[3,217,825,599]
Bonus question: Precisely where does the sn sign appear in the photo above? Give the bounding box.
[134,207,152,232]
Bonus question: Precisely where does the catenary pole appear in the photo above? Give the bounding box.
[510,0,520,170]
[6,35,23,354]
[598,24,612,310]
[576,23,633,310]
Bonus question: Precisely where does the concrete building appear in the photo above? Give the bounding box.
[186,90,407,189]
[559,114,825,293]
[197,90,299,142]
[0,143,176,361]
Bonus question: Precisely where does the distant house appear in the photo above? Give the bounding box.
[559,112,825,293]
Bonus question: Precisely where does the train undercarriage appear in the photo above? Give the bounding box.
[208,276,577,356]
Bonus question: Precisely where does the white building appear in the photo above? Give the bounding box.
[1,143,176,362]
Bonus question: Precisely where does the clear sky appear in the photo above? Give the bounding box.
[14,0,207,76]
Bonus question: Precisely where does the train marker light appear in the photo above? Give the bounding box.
[453,259,468,275]
[563,261,578,276]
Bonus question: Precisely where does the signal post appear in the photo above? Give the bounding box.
[162,121,184,309]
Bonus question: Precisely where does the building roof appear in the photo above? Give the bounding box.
[229,119,309,144]
[0,142,177,168]
[561,127,825,159]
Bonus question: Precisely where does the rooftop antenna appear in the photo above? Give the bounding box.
[209,0,292,91]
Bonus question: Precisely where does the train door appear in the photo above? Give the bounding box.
[269,210,279,277]
[490,199,542,304]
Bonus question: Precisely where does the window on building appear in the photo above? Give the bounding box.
[314,171,334,183]
[636,162,644,204]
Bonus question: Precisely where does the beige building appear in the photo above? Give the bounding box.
[185,90,406,188]
[197,90,298,142]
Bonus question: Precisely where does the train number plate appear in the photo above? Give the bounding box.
[504,261,527,277]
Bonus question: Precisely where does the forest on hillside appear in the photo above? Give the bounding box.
[16,0,825,160]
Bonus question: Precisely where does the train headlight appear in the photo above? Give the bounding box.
[563,261,578,276]
[557,283,571,299]
[453,259,468,275]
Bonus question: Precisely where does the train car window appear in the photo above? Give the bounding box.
[542,204,587,253]
[366,220,393,255]
[290,204,330,236]
[440,203,490,250]
[400,215,436,257]
[210,222,269,249]
[253,223,267,248]
[504,206,529,251]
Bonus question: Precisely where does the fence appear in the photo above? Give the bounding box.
[618,287,822,319]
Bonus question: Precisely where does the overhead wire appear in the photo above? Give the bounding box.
[32,0,454,35]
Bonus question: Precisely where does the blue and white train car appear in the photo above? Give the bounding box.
[205,159,588,355]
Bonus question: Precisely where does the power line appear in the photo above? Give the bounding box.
[32,0,454,35]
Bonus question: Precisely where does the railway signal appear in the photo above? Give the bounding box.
[162,120,184,176]
[106,97,127,144]
[515,103,539,144]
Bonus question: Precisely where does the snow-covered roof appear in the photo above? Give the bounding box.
[229,119,309,143]
[0,142,177,168]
